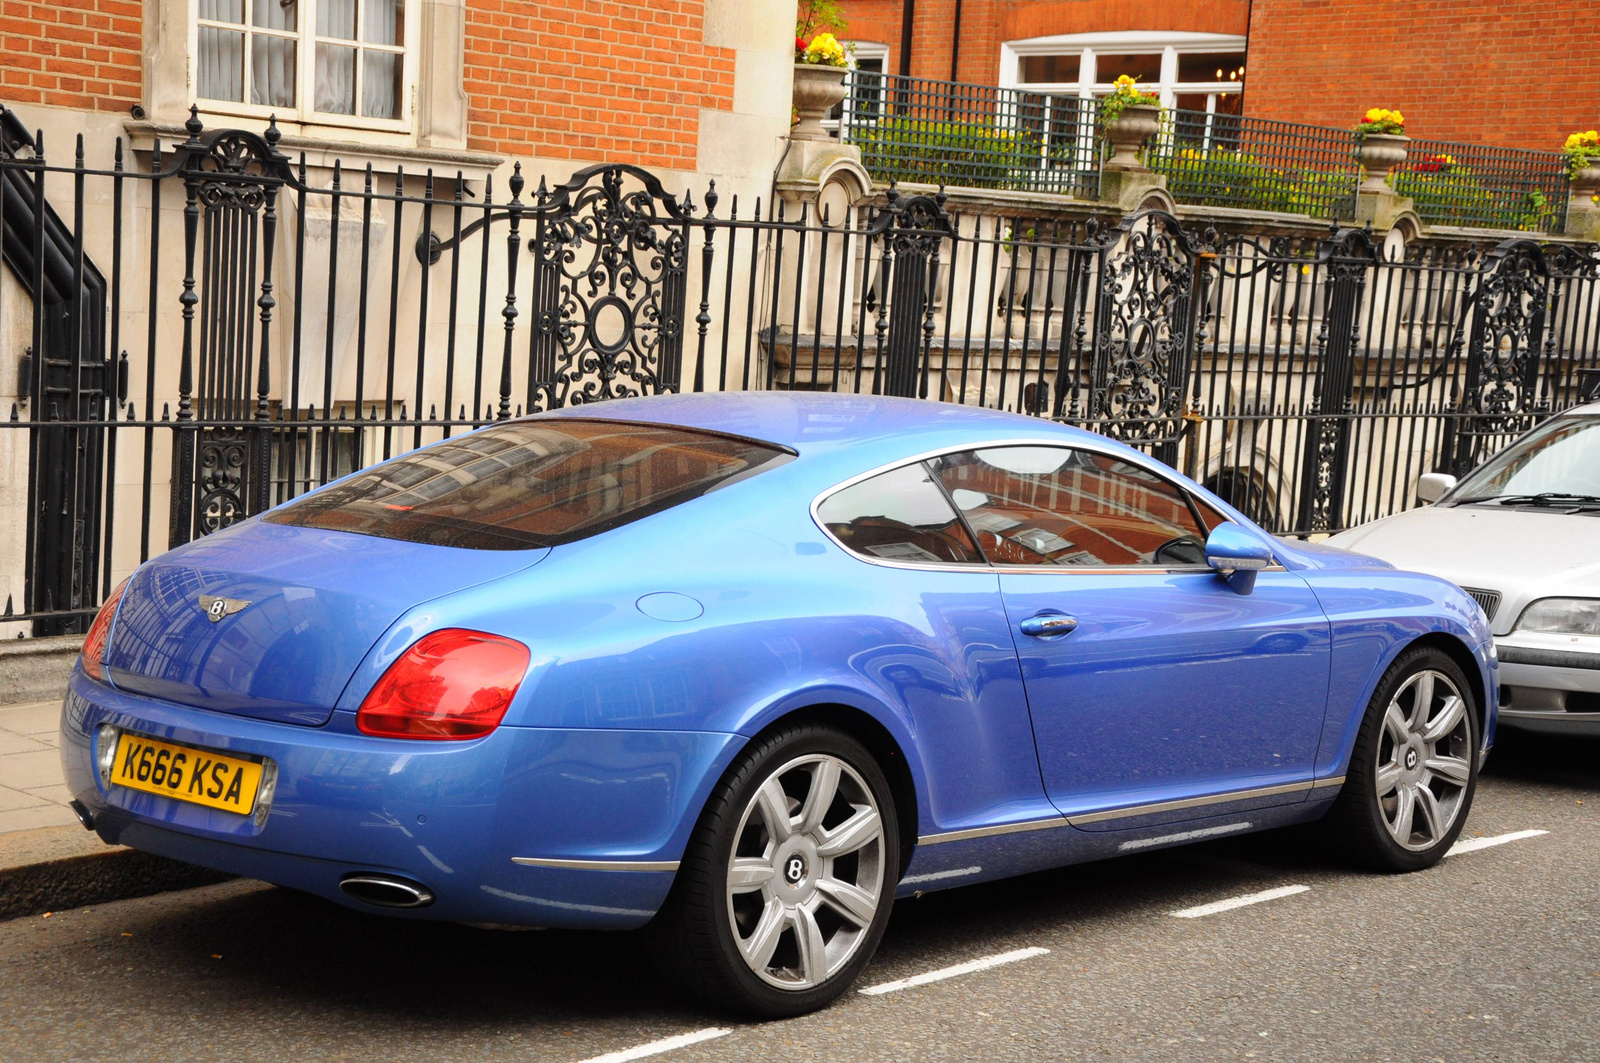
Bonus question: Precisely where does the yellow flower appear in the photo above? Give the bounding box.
[804,32,846,66]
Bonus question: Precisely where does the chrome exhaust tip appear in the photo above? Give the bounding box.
[338,873,435,909]
[68,800,95,831]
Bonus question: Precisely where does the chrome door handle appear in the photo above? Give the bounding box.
[1019,614,1078,637]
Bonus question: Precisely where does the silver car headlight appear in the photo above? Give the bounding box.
[1516,598,1600,636]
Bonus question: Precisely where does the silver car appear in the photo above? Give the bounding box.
[1328,402,1600,736]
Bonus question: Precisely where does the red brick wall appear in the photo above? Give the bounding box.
[836,0,1248,84]
[464,0,735,166]
[999,0,1248,43]
[0,0,140,113]
[1244,0,1600,151]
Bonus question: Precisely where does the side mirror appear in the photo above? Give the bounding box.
[1415,472,1457,504]
[1205,524,1274,595]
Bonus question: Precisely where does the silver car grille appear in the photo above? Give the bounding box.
[1463,587,1501,621]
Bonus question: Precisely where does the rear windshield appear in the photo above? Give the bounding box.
[265,418,794,550]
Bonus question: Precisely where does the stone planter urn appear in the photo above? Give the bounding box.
[1357,132,1410,193]
[792,63,849,143]
[1102,103,1161,171]
[1571,161,1600,210]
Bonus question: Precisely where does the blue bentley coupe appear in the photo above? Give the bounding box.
[62,393,1495,1016]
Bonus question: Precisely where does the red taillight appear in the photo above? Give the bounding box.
[80,579,128,682]
[357,628,530,740]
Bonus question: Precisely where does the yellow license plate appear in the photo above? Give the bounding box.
[110,733,264,816]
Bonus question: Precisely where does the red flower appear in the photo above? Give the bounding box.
[796,36,809,52]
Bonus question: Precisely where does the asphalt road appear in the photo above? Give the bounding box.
[2,730,1595,1063]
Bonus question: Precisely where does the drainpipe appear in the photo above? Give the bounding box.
[949,0,962,82]
[899,0,914,78]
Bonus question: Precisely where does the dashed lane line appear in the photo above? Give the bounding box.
[575,1028,731,1063]
[1169,884,1311,919]
[858,946,1051,996]
[577,828,1548,1059]
[1446,828,1549,857]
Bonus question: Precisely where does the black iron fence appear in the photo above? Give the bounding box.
[4,111,1600,633]
[1394,137,1569,233]
[839,72,1099,198]
[1147,110,1358,219]
[839,72,1574,233]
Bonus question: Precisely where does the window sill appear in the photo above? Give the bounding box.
[121,117,506,180]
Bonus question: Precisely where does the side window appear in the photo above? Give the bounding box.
[1190,493,1230,531]
[929,446,1209,567]
[817,463,984,565]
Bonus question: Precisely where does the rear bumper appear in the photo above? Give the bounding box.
[61,670,743,928]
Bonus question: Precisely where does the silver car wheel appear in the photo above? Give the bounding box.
[1375,668,1473,852]
[725,753,885,991]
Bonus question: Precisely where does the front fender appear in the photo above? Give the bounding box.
[1305,572,1497,778]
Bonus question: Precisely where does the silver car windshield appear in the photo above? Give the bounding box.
[1451,415,1600,504]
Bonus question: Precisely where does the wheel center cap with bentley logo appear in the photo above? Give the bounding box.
[1404,748,1419,771]
[198,595,251,623]
[783,853,808,886]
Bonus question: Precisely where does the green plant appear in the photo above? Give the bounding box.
[853,117,1043,190]
[795,0,850,66]
[1150,144,1356,216]
[1562,129,1600,179]
[796,0,848,39]
[1389,165,1556,231]
[1354,107,1406,138]
[1097,74,1162,128]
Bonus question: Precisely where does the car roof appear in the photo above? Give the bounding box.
[539,391,1103,463]
[1562,399,1600,418]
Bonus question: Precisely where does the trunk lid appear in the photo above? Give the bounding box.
[104,519,547,726]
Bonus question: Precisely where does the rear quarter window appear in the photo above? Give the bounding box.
[265,419,794,550]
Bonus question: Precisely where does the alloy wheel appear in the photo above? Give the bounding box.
[725,753,886,990]
[1374,669,1473,852]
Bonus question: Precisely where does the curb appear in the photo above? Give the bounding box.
[0,825,233,921]
[0,635,83,707]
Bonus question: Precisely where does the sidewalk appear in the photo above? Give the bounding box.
[0,697,230,920]
[0,699,77,833]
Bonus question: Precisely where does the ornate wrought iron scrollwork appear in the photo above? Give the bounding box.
[526,164,691,410]
[1463,241,1551,420]
[879,185,952,399]
[170,108,290,544]
[195,427,249,535]
[1297,226,1377,533]
[1444,239,1555,476]
[1088,210,1199,459]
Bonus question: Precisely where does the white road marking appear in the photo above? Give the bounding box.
[575,1028,731,1063]
[858,946,1049,996]
[1169,884,1311,919]
[901,865,983,885]
[1446,829,1549,857]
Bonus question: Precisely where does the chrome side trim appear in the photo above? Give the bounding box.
[917,816,1071,846]
[511,857,680,872]
[1066,780,1312,825]
[915,778,1340,844]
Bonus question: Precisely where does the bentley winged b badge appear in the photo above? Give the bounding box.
[198,594,252,623]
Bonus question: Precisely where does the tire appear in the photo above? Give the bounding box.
[647,723,900,1017]
[1327,645,1480,872]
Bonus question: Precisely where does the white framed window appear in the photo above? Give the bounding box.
[826,40,891,135]
[998,31,1245,117]
[191,0,418,131]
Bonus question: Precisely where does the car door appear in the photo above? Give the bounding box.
[813,460,1055,837]
[928,444,1333,830]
